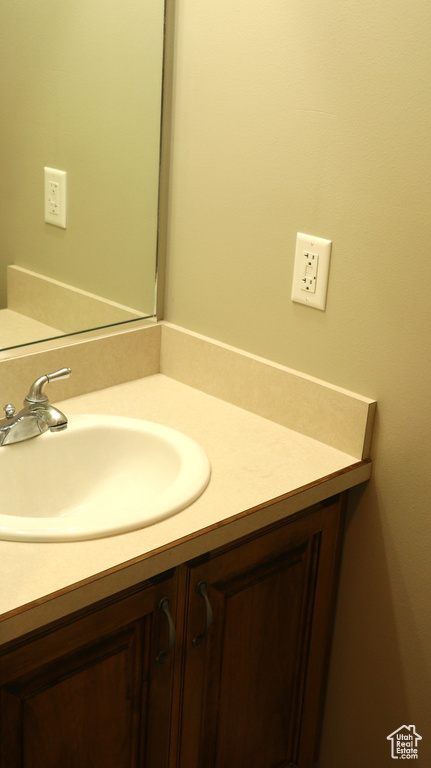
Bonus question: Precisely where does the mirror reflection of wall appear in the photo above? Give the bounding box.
[0,0,165,351]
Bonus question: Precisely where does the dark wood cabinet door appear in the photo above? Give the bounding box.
[0,577,177,768]
[176,499,344,768]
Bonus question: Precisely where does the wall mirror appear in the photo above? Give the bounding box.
[0,0,172,354]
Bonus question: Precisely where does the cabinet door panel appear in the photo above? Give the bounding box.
[0,580,176,768]
[2,624,145,768]
[208,543,316,768]
[178,501,343,768]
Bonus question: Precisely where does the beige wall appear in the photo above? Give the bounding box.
[0,0,163,314]
[166,0,431,763]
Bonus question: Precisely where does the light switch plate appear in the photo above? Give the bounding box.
[291,232,332,310]
[44,167,67,228]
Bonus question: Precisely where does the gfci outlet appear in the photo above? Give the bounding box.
[44,167,67,229]
[291,232,332,310]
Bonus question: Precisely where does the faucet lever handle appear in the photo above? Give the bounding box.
[46,368,72,384]
[25,368,72,404]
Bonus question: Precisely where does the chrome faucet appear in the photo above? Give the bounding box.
[0,368,71,447]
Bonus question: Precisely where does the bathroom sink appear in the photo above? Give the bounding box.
[0,415,211,542]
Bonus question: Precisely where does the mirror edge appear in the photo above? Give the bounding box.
[155,0,175,321]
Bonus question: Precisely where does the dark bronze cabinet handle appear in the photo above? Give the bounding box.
[192,581,214,647]
[156,597,176,665]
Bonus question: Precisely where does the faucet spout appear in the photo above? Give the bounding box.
[38,405,68,431]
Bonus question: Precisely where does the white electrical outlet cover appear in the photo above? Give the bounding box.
[44,167,67,229]
[291,232,332,310]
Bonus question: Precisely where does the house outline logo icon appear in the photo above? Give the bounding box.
[387,725,422,759]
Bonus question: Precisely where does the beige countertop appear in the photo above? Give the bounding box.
[0,371,371,644]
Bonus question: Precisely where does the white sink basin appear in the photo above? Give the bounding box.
[0,415,211,542]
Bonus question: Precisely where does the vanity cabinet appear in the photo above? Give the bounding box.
[0,495,345,768]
